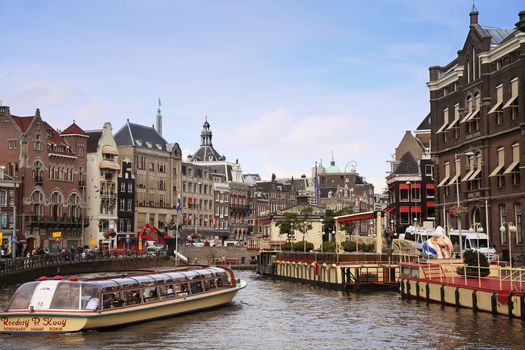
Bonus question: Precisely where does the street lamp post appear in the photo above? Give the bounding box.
[500,222,517,268]
[454,151,475,258]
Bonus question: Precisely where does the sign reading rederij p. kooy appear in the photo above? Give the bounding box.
[0,316,81,333]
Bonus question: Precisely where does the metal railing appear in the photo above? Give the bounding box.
[0,249,167,275]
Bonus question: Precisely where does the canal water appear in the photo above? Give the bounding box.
[1,270,525,350]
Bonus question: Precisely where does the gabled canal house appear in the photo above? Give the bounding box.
[430,9,525,263]
[114,119,183,237]
[386,122,435,234]
[85,123,120,249]
[0,105,88,253]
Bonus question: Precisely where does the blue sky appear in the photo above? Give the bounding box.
[1,0,523,191]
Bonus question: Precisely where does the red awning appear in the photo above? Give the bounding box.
[335,212,376,223]
[399,184,409,189]
[411,183,421,189]
[411,206,422,213]
[427,201,435,207]
[385,207,396,214]
[426,184,435,189]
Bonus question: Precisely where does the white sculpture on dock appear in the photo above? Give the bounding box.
[421,226,454,259]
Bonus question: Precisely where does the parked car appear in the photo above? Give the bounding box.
[185,239,204,247]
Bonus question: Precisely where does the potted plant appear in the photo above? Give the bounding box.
[457,249,490,277]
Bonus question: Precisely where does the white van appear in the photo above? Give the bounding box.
[448,230,497,261]
[399,227,430,252]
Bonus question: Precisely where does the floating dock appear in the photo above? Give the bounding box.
[399,260,525,318]
[257,251,409,291]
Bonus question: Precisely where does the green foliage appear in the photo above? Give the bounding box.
[341,240,357,252]
[457,249,490,277]
[321,241,337,252]
[282,242,292,251]
[360,243,376,252]
[293,241,314,251]
[334,206,356,234]
[275,212,298,234]
[341,241,376,252]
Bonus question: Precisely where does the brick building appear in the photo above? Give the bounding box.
[430,9,525,262]
[0,106,88,253]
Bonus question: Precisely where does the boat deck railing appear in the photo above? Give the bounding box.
[400,253,525,293]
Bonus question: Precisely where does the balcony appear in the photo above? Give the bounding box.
[25,215,89,228]
[100,191,117,200]
[35,176,44,185]
[78,180,85,188]
[230,204,250,212]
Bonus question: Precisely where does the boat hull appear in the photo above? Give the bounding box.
[1,280,246,334]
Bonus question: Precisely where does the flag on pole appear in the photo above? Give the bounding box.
[176,194,182,212]
[314,161,320,207]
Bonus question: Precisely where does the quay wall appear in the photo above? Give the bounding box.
[1,256,175,286]
[178,246,257,265]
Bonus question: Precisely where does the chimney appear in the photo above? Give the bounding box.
[470,9,479,26]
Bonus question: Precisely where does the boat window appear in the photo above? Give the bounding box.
[177,283,189,296]
[8,282,39,310]
[190,280,203,294]
[143,286,159,302]
[49,282,81,310]
[121,289,142,306]
[132,275,156,286]
[182,271,202,280]
[149,274,172,285]
[96,280,119,293]
[216,276,224,288]
[81,283,100,311]
[102,292,123,309]
[159,284,174,299]
[114,278,139,289]
[204,279,216,291]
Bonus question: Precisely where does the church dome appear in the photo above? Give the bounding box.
[325,159,341,173]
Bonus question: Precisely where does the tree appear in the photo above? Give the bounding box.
[334,206,356,235]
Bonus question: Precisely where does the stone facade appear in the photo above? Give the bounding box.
[114,120,182,236]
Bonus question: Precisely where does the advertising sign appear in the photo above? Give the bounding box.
[52,231,62,238]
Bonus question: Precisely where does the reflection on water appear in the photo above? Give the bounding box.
[1,270,525,349]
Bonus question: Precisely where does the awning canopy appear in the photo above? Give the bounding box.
[447,173,460,186]
[467,168,482,180]
[488,101,503,114]
[335,211,377,223]
[503,95,518,109]
[461,169,474,182]
[102,145,119,155]
[489,163,505,177]
[99,160,120,170]
[503,161,520,174]
[437,176,450,187]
